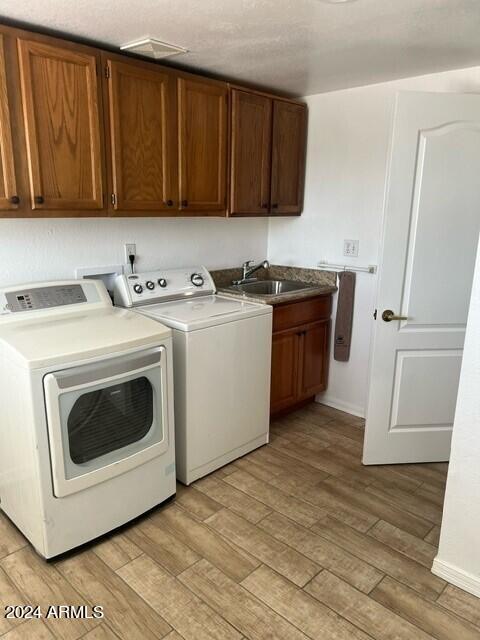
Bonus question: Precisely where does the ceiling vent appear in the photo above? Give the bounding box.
[120,38,188,60]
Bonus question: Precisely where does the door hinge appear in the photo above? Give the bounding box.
[111,193,117,206]
[105,65,111,79]
[373,309,377,320]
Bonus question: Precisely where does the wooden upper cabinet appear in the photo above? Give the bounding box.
[0,34,19,211]
[178,77,227,213]
[17,38,104,211]
[105,57,178,213]
[270,100,307,215]
[230,89,272,215]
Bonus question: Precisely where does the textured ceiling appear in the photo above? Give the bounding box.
[1,0,480,96]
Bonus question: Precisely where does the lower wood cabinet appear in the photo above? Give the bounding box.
[270,295,332,415]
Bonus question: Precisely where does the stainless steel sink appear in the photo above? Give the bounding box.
[228,279,314,296]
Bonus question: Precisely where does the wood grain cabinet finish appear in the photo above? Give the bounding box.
[230,89,272,215]
[0,34,20,211]
[177,77,228,214]
[17,38,104,211]
[270,100,307,215]
[270,296,331,416]
[104,57,178,213]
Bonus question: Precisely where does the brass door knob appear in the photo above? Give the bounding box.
[382,309,409,322]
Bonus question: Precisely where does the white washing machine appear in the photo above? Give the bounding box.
[0,279,176,559]
[114,267,272,485]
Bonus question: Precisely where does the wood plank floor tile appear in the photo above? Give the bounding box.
[206,508,320,587]
[302,481,379,533]
[272,440,352,476]
[306,570,435,640]
[368,520,437,568]
[437,584,480,629]
[82,626,120,639]
[366,482,443,525]
[311,516,446,600]
[174,484,222,521]
[117,555,242,640]
[278,415,364,453]
[259,511,383,593]
[321,477,433,538]
[152,504,259,581]
[1,620,54,639]
[232,457,280,482]
[389,464,447,490]
[224,468,326,527]
[1,547,100,640]
[93,531,142,571]
[178,559,309,640]
[0,513,26,560]
[125,516,200,576]
[242,565,371,639]
[247,445,330,483]
[415,483,446,508]
[194,475,272,524]
[424,525,441,547]
[0,566,28,636]
[371,576,480,640]
[302,403,363,426]
[56,550,171,640]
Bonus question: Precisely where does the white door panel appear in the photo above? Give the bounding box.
[364,92,480,465]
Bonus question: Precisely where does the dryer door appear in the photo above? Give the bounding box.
[44,346,170,497]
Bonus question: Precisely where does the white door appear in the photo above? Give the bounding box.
[363,91,480,465]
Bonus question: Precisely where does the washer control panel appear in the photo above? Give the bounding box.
[113,266,216,307]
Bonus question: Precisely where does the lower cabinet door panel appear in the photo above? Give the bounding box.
[298,320,330,399]
[270,330,299,414]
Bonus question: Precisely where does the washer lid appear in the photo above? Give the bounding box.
[0,307,171,369]
[138,294,271,331]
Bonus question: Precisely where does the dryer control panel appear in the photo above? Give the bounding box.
[113,266,216,307]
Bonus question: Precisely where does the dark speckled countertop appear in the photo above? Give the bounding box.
[211,265,337,306]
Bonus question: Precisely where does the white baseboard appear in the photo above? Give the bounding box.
[432,557,480,598]
[315,394,365,419]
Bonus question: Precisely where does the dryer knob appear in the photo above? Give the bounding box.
[133,284,143,294]
[158,278,167,288]
[191,273,204,287]
[146,280,155,290]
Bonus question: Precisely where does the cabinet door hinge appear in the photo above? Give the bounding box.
[105,65,111,79]
[373,309,377,320]
[111,193,117,206]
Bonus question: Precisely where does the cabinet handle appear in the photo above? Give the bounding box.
[10,195,20,205]
[181,200,188,207]
[34,195,44,205]
[272,203,278,209]
[164,200,174,207]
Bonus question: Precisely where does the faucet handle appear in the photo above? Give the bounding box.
[242,260,254,268]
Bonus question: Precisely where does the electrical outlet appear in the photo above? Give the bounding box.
[124,243,136,263]
[343,239,359,257]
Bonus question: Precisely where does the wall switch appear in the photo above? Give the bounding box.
[124,243,136,262]
[343,239,359,257]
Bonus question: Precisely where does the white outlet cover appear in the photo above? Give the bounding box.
[344,239,359,257]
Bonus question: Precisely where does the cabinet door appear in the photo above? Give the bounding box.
[270,100,307,215]
[230,89,272,215]
[17,38,104,210]
[270,330,300,414]
[0,34,19,211]
[105,58,177,213]
[178,77,227,213]
[298,320,330,399]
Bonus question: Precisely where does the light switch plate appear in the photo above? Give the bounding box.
[344,239,359,257]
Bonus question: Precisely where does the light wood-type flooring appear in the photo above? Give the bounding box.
[1,402,479,640]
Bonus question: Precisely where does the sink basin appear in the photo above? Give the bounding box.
[228,279,314,296]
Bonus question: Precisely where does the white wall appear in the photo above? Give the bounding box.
[433,235,480,598]
[268,65,480,417]
[0,217,268,286]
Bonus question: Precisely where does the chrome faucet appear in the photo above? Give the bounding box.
[233,259,270,285]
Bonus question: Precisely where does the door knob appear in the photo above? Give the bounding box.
[382,309,409,322]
